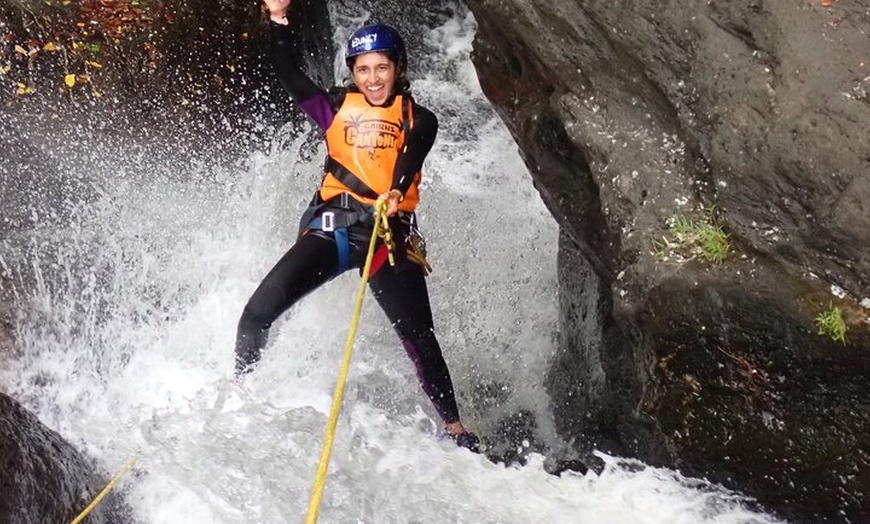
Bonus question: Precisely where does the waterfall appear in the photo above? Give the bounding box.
[0,4,784,523]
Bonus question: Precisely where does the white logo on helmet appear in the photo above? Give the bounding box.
[351,33,378,50]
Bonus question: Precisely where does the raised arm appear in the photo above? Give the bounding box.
[265,0,336,131]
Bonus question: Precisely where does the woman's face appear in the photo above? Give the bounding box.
[352,52,397,106]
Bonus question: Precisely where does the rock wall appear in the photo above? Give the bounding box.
[0,393,135,524]
[465,1,870,522]
[0,0,331,156]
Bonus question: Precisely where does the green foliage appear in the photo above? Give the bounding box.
[654,214,731,265]
[815,302,847,345]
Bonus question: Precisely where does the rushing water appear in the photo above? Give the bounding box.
[0,5,788,524]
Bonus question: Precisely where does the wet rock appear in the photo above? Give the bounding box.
[0,314,12,361]
[466,0,870,522]
[0,0,333,161]
[0,393,135,524]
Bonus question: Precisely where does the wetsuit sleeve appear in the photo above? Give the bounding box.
[271,21,336,131]
[392,103,438,195]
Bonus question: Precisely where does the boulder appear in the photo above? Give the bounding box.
[465,0,870,522]
[0,393,134,524]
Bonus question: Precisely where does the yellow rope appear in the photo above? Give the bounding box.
[69,454,137,524]
[305,201,391,524]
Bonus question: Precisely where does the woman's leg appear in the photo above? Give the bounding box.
[234,233,338,375]
[368,264,461,425]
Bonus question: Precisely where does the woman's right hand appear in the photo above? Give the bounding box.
[264,0,291,23]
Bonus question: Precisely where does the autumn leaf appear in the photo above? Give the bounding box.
[0,64,10,75]
[65,74,76,87]
[16,82,33,95]
[44,42,58,52]
[14,45,27,55]
[85,60,102,68]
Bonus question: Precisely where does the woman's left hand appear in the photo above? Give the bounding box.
[377,189,403,217]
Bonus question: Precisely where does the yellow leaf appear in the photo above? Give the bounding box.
[93,90,102,98]
[64,74,76,87]
[43,42,58,51]
[0,64,10,75]
[16,82,33,95]
[85,60,102,68]
[15,45,27,55]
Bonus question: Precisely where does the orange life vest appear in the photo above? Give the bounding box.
[320,91,421,213]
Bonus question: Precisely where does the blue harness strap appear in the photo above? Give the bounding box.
[302,194,377,275]
[334,227,350,274]
[306,211,363,275]
[306,216,352,274]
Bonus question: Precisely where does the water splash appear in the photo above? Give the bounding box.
[0,5,786,524]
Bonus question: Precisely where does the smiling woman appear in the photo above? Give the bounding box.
[233,0,480,452]
[351,52,397,106]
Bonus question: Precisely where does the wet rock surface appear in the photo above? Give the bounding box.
[0,392,135,524]
[465,0,870,522]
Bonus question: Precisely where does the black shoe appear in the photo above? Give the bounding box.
[451,431,481,454]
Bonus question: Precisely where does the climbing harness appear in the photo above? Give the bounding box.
[299,191,431,277]
[306,200,393,524]
[300,192,374,274]
[69,454,137,524]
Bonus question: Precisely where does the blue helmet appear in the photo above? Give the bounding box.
[345,24,407,71]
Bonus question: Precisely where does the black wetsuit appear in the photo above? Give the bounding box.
[234,21,460,425]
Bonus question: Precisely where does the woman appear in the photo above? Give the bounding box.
[234,0,479,452]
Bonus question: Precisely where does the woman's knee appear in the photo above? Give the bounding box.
[240,285,287,329]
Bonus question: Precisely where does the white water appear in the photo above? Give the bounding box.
[0,6,787,524]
